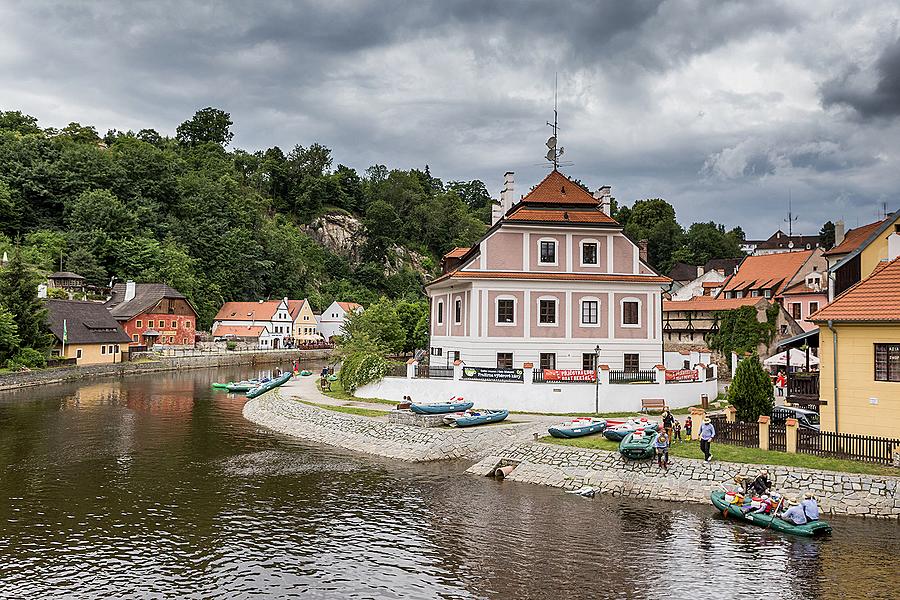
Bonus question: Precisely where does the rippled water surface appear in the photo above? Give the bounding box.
[0,366,897,599]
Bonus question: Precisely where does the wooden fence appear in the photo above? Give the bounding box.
[798,429,900,466]
[709,418,760,448]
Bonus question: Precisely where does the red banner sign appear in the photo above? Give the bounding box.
[543,369,596,382]
[666,369,698,382]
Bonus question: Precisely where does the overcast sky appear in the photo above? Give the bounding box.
[2,1,900,238]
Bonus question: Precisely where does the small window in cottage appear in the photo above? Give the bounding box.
[582,243,598,265]
[874,344,900,382]
[791,303,802,320]
[172,320,177,328]
[148,320,155,328]
[76,348,82,359]
[101,346,106,355]
[623,301,639,325]
[809,302,819,314]
[497,299,515,324]
[539,240,556,264]
[136,320,143,328]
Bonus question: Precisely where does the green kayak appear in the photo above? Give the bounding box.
[211,382,231,389]
[618,431,659,460]
[326,374,338,381]
[711,491,832,537]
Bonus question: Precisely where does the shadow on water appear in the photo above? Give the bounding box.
[0,365,898,599]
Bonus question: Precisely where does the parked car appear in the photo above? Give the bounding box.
[771,406,820,431]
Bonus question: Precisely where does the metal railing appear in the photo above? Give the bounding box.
[415,365,454,379]
[609,369,656,384]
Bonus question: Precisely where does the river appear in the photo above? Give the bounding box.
[0,366,897,599]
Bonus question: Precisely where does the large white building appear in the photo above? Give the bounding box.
[212,299,295,349]
[317,301,364,340]
[425,170,670,371]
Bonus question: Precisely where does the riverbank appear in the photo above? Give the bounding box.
[467,442,900,519]
[0,349,332,391]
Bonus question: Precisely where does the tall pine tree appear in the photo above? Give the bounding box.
[0,247,53,353]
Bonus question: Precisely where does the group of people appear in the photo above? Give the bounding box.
[652,408,717,469]
[731,469,821,525]
[319,365,334,390]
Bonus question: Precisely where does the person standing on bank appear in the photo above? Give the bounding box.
[655,429,670,469]
[700,417,716,462]
[684,416,692,439]
[661,407,675,443]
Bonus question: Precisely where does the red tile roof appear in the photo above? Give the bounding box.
[662,297,768,312]
[286,299,307,319]
[429,270,670,286]
[810,257,900,322]
[519,169,600,206]
[721,251,813,296]
[443,247,470,259]
[214,301,280,321]
[823,218,887,256]
[505,207,617,224]
[213,325,266,338]
[337,301,362,312]
[701,281,723,288]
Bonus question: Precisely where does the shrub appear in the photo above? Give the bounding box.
[339,351,389,392]
[226,341,237,351]
[727,354,773,421]
[6,347,47,370]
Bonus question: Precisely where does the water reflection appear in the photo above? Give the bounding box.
[0,367,897,599]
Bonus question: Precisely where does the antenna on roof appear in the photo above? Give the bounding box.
[784,189,798,238]
[545,73,572,170]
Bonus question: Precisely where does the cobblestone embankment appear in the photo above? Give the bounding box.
[466,442,900,519]
[0,349,332,391]
[242,391,555,462]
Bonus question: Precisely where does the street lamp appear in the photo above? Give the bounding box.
[594,344,601,414]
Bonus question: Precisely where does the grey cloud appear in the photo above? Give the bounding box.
[821,37,900,119]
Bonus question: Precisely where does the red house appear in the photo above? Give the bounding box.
[105,281,199,347]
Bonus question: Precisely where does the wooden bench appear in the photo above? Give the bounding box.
[641,398,665,413]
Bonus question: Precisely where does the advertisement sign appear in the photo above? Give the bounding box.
[542,369,596,382]
[665,369,698,382]
[462,367,524,382]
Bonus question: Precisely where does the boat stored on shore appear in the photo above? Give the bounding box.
[618,431,659,460]
[603,419,659,442]
[548,417,608,439]
[410,399,474,415]
[710,491,832,537]
[443,409,509,428]
[245,372,293,399]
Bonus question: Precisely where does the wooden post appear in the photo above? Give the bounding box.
[690,407,705,440]
[757,415,770,451]
[725,405,737,423]
[785,417,799,453]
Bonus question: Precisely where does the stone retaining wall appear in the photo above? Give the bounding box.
[0,349,332,391]
[466,442,900,519]
[243,392,552,462]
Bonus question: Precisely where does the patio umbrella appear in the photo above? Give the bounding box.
[763,348,820,367]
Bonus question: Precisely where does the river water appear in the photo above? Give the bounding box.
[0,366,897,599]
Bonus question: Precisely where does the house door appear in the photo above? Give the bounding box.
[273,338,280,349]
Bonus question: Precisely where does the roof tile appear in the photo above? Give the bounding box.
[810,257,900,322]
[722,251,813,296]
[823,218,887,256]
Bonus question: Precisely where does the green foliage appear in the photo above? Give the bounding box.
[0,110,42,135]
[0,306,21,364]
[0,247,53,352]
[819,220,835,250]
[339,351,389,393]
[727,355,774,421]
[46,288,68,299]
[66,246,107,287]
[396,300,429,353]
[707,306,777,357]
[6,346,47,370]
[176,107,234,147]
[225,341,237,351]
[341,297,406,354]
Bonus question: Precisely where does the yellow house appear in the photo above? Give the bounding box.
[288,299,320,342]
[811,257,900,438]
[46,299,132,365]
[824,210,900,300]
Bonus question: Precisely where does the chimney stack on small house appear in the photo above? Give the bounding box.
[594,185,612,215]
[638,239,649,264]
[492,171,515,225]
[834,220,845,247]
[697,266,704,278]
[124,280,136,303]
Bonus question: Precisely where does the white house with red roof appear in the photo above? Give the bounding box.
[318,301,364,341]
[212,299,295,349]
[425,169,669,371]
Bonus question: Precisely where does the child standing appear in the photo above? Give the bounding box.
[684,416,692,439]
[673,419,682,442]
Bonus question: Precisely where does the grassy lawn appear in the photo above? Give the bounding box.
[542,435,898,476]
[297,400,389,418]
[316,379,395,405]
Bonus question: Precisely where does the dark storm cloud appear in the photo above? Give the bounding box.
[821,37,900,119]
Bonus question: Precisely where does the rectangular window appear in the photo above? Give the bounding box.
[624,353,639,371]
[809,302,819,315]
[623,301,639,325]
[751,290,759,297]
[451,351,460,362]
[581,300,598,325]
[791,303,802,319]
[497,299,514,324]
[431,347,443,356]
[540,353,556,370]
[874,344,900,382]
[101,345,106,355]
[172,320,177,328]
[437,301,444,325]
[114,345,119,354]
[148,320,155,328]
[132,334,138,342]
[136,320,143,328]
[497,353,513,369]
[108,345,114,354]
[76,348,82,359]
[186,321,191,329]
[454,299,462,324]
[582,353,597,371]
[582,243,598,265]
[539,240,556,264]
[539,299,557,324]
[764,289,772,299]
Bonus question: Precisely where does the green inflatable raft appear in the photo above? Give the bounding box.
[618,431,659,460]
[710,491,832,537]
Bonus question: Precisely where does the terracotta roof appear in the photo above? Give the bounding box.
[721,251,813,296]
[286,299,306,319]
[810,257,900,322]
[45,300,131,344]
[662,297,768,312]
[214,301,281,322]
[701,281,723,288]
[823,218,887,256]
[429,270,670,286]
[337,302,362,312]
[443,247,470,259]
[213,325,266,338]
[505,207,617,224]
[519,169,600,206]
[106,283,195,320]
[780,279,826,296]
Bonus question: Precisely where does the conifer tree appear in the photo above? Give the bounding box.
[727,354,774,421]
[0,247,53,353]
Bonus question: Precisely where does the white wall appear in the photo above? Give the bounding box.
[357,376,717,414]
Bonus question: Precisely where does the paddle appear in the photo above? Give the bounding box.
[764,497,785,530]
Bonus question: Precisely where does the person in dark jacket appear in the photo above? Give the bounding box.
[747,469,772,496]
[661,407,675,443]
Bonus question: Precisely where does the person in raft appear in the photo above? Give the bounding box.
[801,492,820,521]
[699,417,716,462]
[684,416,692,439]
[654,430,670,469]
[746,469,772,496]
[780,497,809,525]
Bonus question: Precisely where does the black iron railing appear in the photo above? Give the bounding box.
[609,369,656,384]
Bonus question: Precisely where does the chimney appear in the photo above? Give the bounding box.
[124,280,136,303]
[697,265,704,278]
[594,185,612,215]
[834,220,845,247]
[37,283,47,299]
[492,171,515,225]
[638,239,649,263]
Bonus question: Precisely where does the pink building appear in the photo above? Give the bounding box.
[425,170,670,371]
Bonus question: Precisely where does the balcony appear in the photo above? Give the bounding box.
[786,371,821,410]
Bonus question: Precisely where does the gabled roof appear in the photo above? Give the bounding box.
[810,257,900,322]
[517,169,599,206]
[703,258,741,275]
[286,299,307,320]
[214,301,281,322]
[213,324,266,338]
[337,302,362,312]
[823,218,887,257]
[755,230,820,251]
[701,281,724,288]
[780,279,826,296]
[46,300,131,344]
[106,283,196,320]
[443,247,470,259]
[721,250,813,296]
[668,262,699,282]
[505,207,617,224]
[662,297,768,312]
[49,271,85,280]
